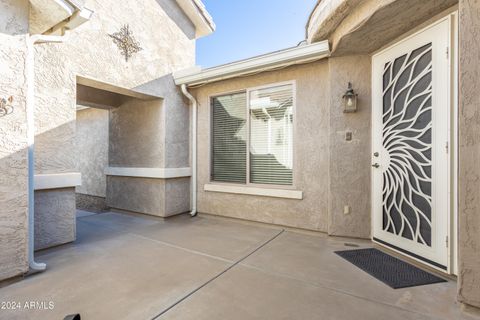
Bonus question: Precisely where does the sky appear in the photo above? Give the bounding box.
[196,0,318,68]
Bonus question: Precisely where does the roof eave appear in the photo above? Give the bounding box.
[173,41,330,87]
[175,0,216,38]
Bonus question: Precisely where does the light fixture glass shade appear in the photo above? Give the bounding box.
[342,82,358,113]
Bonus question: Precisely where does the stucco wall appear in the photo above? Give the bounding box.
[35,0,195,173]
[109,99,164,168]
[193,61,331,232]
[107,96,190,217]
[192,58,372,236]
[328,56,371,238]
[76,108,109,198]
[32,0,196,236]
[307,0,457,56]
[458,0,480,309]
[0,0,30,280]
[34,188,76,250]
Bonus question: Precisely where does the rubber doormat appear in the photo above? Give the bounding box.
[335,248,447,289]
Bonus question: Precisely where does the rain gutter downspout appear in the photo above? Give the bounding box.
[26,34,68,274]
[180,84,197,217]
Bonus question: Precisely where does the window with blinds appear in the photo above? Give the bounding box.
[211,82,294,186]
[211,92,247,183]
[249,84,293,185]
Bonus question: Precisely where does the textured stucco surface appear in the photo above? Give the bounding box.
[34,188,76,250]
[106,176,190,217]
[192,58,372,236]
[76,108,108,197]
[458,0,480,309]
[0,0,29,280]
[328,56,371,238]
[307,0,457,56]
[35,0,195,174]
[76,193,107,212]
[31,0,196,248]
[109,99,164,168]
[107,176,166,216]
[192,61,331,232]
[107,74,192,216]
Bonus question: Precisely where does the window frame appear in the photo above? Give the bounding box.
[208,80,297,190]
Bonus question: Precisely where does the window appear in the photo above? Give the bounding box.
[211,83,294,186]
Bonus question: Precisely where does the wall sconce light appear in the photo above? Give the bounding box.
[342,82,358,113]
[0,96,13,117]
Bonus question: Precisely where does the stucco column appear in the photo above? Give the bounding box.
[458,0,480,309]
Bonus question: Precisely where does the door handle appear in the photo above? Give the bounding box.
[371,163,380,168]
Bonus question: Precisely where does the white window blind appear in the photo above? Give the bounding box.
[211,83,294,186]
[211,92,247,183]
[249,84,293,185]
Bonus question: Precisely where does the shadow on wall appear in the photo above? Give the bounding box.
[0,143,29,280]
[1,119,78,271]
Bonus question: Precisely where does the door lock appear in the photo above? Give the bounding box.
[371,163,380,168]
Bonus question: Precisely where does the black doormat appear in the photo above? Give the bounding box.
[335,248,447,289]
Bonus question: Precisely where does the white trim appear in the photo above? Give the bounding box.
[34,173,82,190]
[175,0,215,38]
[173,41,330,86]
[450,11,459,276]
[204,184,303,200]
[105,167,192,179]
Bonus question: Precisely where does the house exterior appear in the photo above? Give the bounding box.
[0,0,479,314]
[174,0,480,311]
[0,0,213,281]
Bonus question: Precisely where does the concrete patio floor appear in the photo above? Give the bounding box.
[0,211,478,320]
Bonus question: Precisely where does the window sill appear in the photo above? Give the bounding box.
[204,184,303,200]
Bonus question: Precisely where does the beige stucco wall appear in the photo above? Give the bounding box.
[76,108,108,198]
[458,0,480,309]
[35,0,195,174]
[0,0,30,280]
[328,56,371,238]
[193,61,331,232]
[192,58,372,236]
[107,96,190,217]
[109,99,164,168]
[34,188,76,250]
[32,0,196,236]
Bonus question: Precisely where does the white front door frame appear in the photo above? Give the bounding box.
[371,14,457,274]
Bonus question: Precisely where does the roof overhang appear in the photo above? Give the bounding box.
[175,0,215,38]
[29,0,93,35]
[174,41,330,87]
[306,0,458,55]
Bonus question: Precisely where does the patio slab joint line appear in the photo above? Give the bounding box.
[131,233,234,264]
[150,228,285,320]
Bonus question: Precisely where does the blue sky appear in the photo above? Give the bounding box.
[196,0,318,67]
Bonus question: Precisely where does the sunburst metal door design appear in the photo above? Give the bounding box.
[381,43,433,246]
[372,18,451,270]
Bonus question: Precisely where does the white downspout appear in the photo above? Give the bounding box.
[180,84,197,217]
[26,34,67,274]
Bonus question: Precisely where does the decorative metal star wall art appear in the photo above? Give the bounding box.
[109,24,143,62]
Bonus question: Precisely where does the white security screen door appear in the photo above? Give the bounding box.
[372,18,451,270]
